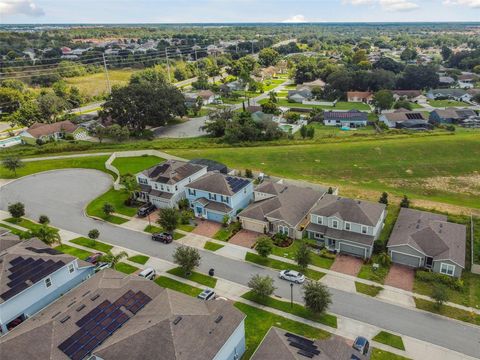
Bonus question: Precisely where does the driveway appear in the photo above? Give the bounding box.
[191,219,222,238]
[229,229,260,249]
[153,116,207,138]
[330,254,364,276]
[385,264,415,292]
[1,169,480,358]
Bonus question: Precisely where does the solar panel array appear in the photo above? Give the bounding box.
[285,332,320,358]
[0,256,66,301]
[25,246,62,255]
[226,176,250,193]
[58,290,152,360]
[405,113,424,120]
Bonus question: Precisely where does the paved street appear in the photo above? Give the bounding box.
[153,115,208,138]
[1,169,480,358]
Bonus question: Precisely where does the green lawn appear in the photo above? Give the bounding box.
[0,224,28,237]
[143,224,184,239]
[86,187,136,221]
[55,244,91,259]
[127,255,150,265]
[258,98,371,110]
[372,331,405,351]
[213,223,239,241]
[4,217,56,232]
[154,276,203,297]
[204,241,225,251]
[178,223,195,232]
[234,302,330,359]
[245,252,325,280]
[427,99,469,108]
[414,298,480,326]
[114,262,139,274]
[242,291,337,328]
[296,123,377,140]
[70,237,113,253]
[371,349,411,360]
[0,155,110,179]
[65,69,137,97]
[170,133,480,210]
[355,282,383,297]
[167,267,217,288]
[271,239,334,269]
[111,155,163,176]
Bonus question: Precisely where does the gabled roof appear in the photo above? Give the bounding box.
[392,90,422,98]
[383,109,427,122]
[186,172,251,196]
[0,270,245,360]
[323,110,368,121]
[25,120,78,138]
[239,182,325,228]
[142,160,206,185]
[310,194,385,227]
[387,208,466,267]
[431,108,476,120]
[429,88,467,97]
[347,91,373,99]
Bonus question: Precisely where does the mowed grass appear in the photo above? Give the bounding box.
[154,276,203,297]
[86,187,136,219]
[271,239,334,269]
[111,155,163,176]
[235,302,330,359]
[114,262,139,274]
[167,267,217,288]
[355,282,383,297]
[0,155,110,179]
[70,237,113,253]
[204,241,225,251]
[242,291,337,328]
[171,133,480,209]
[296,123,377,140]
[371,349,411,360]
[65,69,137,97]
[127,255,150,265]
[414,298,480,326]
[427,99,469,107]
[258,98,371,110]
[55,244,91,259]
[5,217,56,232]
[372,331,405,351]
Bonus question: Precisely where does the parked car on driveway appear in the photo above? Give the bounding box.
[138,267,156,280]
[95,262,111,273]
[197,288,216,301]
[279,270,305,284]
[137,203,156,217]
[152,232,173,244]
[353,336,370,355]
[85,252,103,265]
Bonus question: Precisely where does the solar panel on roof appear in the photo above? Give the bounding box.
[9,256,24,266]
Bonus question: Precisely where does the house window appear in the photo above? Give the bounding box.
[160,185,164,191]
[332,220,338,229]
[345,222,351,231]
[221,196,229,203]
[209,193,217,201]
[361,226,368,234]
[45,277,52,288]
[68,263,75,273]
[138,178,148,185]
[244,188,247,194]
[166,186,170,192]
[278,225,289,235]
[175,185,178,191]
[188,188,196,196]
[440,263,455,276]
[317,216,323,225]
[154,184,158,189]
[314,232,321,239]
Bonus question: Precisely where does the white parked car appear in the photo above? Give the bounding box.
[197,288,216,301]
[94,262,111,273]
[279,270,305,284]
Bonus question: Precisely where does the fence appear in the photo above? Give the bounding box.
[471,215,480,274]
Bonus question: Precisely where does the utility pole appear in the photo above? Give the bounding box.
[165,47,172,83]
[102,53,112,94]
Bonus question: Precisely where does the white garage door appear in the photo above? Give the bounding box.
[339,242,366,258]
[391,251,421,267]
[241,219,266,234]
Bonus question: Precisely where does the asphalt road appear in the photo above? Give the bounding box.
[1,169,480,358]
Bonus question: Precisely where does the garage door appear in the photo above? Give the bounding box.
[391,251,420,267]
[339,242,366,258]
[241,219,266,234]
[207,211,225,223]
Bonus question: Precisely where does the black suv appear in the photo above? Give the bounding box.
[152,232,173,244]
[137,203,156,217]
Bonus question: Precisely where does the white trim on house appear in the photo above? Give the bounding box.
[338,241,367,258]
[434,258,464,269]
[387,243,428,257]
[439,262,455,276]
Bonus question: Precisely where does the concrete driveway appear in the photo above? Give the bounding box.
[1,169,480,358]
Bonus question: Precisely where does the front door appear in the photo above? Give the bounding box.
[425,256,433,269]
[327,238,336,249]
[195,206,203,217]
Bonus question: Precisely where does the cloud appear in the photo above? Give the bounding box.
[443,0,480,7]
[343,0,419,11]
[283,14,307,23]
[0,0,45,17]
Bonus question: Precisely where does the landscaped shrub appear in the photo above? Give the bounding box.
[320,249,336,260]
[180,210,193,225]
[415,270,464,291]
[272,233,292,247]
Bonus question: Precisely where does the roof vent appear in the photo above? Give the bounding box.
[173,316,182,325]
[60,316,70,323]
[76,304,86,312]
[214,315,223,324]
[90,294,100,301]
[416,225,420,229]
[51,311,61,319]
[82,290,91,297]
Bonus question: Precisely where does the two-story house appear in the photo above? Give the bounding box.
[136,160,208,209]
[0,236,94,335]
[305,195,387,259]
[185,172,254,223]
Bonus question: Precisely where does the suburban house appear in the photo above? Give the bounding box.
[185,90,216,107]
[387,208,466,277]
[426,88,471,102]
[185,172,254,222]
[323,110,368,128]
[136,160,208,209]
[238,181,328,239]
[251,327,369,360]
[439,76,456,87]
[298,79,326,90]
[0,236,94,335]
[391,90,423,101]
[251,111,276,123]
[305,195,386,259]
[457,73,479,89]
[347,91,373,103]
[0,269,246,360]
[429,108,477,124]
[20,120,87,144]
[379,109,431,130]
[220,80,245,93]
[287,88,312,103]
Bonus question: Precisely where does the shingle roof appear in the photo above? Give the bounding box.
[305,222,375,246]
[392,90,422,98]
[239,182,324,228]
[142,160,205,185]
[323,110,368,121]
[0,269,245,360]
[383,110,427,122]
[387,208,466,267]
[25,120,78,138]
[310,194,385,227]
[186,172,251,196]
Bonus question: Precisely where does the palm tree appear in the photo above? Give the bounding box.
[2,157,24,177]
[100,250,128,270]
[29,225,61,246]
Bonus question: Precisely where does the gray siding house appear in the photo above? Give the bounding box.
[387,208,466,277]
[305,195,386,259]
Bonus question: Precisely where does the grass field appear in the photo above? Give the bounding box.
[371,349,411,360]
[111,155,163,176]
[204,241,225,251]
[85,187,136,221]
[297,123,377,140]
[0,224,28,237]
[270,239,334,269]
[414,297,480,326]
[0,155,110,179]
[242,291,337,328]
[69,237,113,253]
[427,99,469,108]
[127,255,150,265]
[372,331,405,351]
[5,217,56,232]
[167,267,217,288]
[114,262,139,274]
[258,98,371,110]
[170,132,480,210]
[355,282,383,297]
[154,276,203,297]
[65,69,137,97]
[55,244,91,259]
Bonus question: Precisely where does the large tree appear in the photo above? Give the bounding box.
[248,274,276,298]
[157,208,179,234]
[303,281,332,315]
[397,65,439,90]
[2,157,24,177]
[258,48,280,67]
[373,90,394,111]
[173,246,201,276]
[29,225,61,246]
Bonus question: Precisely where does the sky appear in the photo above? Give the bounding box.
[1,0,480,24]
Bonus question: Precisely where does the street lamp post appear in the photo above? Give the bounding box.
[290,283,293,308]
